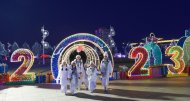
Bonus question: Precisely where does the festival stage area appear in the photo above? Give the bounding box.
[1,77,190,101]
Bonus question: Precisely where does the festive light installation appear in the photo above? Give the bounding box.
[51,33,114,79]
[178,37,187,47]
[128,47,151,79]
[183,37,190,66]
[10,49,35,82]
[61,43,100,68]
[177,29,190,47]
[144,42,162,68]
[183,44,190,69]
[165,46,186,76]
[178,29,190,66]
[144,33,162,68]
[76,45,84,53]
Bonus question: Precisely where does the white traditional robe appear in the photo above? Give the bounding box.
[57,65,69,94]
[68,65,78,94]
[83,67,89,89]
[74,59,84,90]
[100,59,113,90]
[86,66,99,92]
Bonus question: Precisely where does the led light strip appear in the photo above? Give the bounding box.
[60,43,100,68]
[165,46,185,74]
[10,48,34,82]
[51,33,114,79]
[128,47,149,77]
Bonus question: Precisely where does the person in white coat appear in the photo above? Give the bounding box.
[68,61,78,95]
[83,64,89,90]
[57,61,69,95]
[86,61,99,93]
[74,55,84,90]
[100,52,113,93]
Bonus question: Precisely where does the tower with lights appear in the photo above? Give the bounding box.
[95,26,116,54]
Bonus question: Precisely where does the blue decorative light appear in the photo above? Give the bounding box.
[144,42,162,68]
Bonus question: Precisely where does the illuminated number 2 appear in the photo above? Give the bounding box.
[165,46,185,74]
[128,47,149,77]
[10,49,35,82]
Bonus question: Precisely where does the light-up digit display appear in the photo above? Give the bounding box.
[165,46,185,74]
[10,49,35,82]
[128,47,150,78]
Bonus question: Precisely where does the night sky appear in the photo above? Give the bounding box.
[0,0,190,51]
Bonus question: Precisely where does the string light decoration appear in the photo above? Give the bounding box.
[10,49,35,82]
[51,33,114,79]
[176,28,190,68]
[128,47,151,79]
[60,43,100,69]
[165,46,185,75]
[144,42,162,68]
[177,29,190,47]
[41,26,50,64]
[76,45,84,53]
[144,33,162,68]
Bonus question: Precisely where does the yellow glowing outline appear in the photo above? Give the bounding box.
[128,47,149,77]
[51,33,114,79]
[59,43,100,68]
[10,48,35,81]
[57,40,110,68]
[165,46,185,74]
[62,44,96,63]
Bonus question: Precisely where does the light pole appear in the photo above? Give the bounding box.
[41,26,49,65]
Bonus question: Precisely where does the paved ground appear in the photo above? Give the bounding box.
[1,77,190,101]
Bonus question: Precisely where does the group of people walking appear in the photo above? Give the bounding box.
[57,52,113,95]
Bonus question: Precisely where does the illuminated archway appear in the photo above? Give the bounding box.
[60,43,101,68]
[51,33,114,79]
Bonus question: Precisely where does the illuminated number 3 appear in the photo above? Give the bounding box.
[165,46,185,74]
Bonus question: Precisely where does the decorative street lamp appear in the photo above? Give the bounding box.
[41,26,50,65]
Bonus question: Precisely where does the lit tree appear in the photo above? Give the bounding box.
[0,42,8,62]
[7,42,12,57]
[22,42,30,49]
[113,47,118,55]
[11,42,19,52]
[94,26,117,54]
[0,42,7,55]
[32,42,42,57]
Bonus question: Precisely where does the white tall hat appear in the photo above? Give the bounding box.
[76,55,81,59]
[104,52,109,57]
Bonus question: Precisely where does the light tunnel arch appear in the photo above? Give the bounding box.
[51,33,114,79]
[60,43,101,69]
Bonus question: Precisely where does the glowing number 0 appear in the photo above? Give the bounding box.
[165,46,185,74]
[128,47,149,78]
[10,49,35,82]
